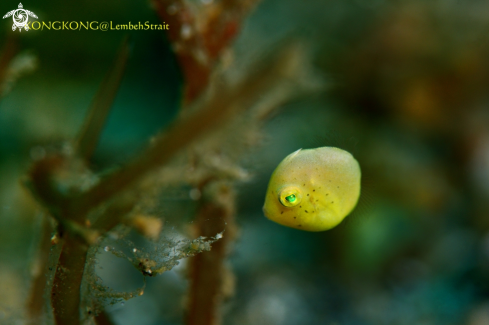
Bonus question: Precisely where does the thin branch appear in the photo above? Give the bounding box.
[51,233,89,325]
[75,38,130,160]
[26,214,54,321]
[49,193,136,325]
[26,155,71,222]
[186,184,236,325]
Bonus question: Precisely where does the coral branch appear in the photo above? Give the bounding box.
[186,183,236,325]
[26,215,54,321]
[51,233,89,325]
[26,155,71,221]
[152,0,260,102]
[75,38,130,161]
[152,0,209,103]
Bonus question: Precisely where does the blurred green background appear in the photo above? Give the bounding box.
[2,0,489,324]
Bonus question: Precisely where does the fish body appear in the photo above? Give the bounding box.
[263,147,361,232]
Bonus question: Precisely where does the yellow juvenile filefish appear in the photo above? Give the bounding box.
[263,147,361,232]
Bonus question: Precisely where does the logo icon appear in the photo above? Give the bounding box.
[3,3,37,32]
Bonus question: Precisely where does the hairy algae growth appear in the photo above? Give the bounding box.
[78,229,223,316]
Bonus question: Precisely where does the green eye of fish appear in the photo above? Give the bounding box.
[286,194,296,203]
[279,187,302,207]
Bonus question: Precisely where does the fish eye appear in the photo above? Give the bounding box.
[279,187,302,207]
[286,194,296,203]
